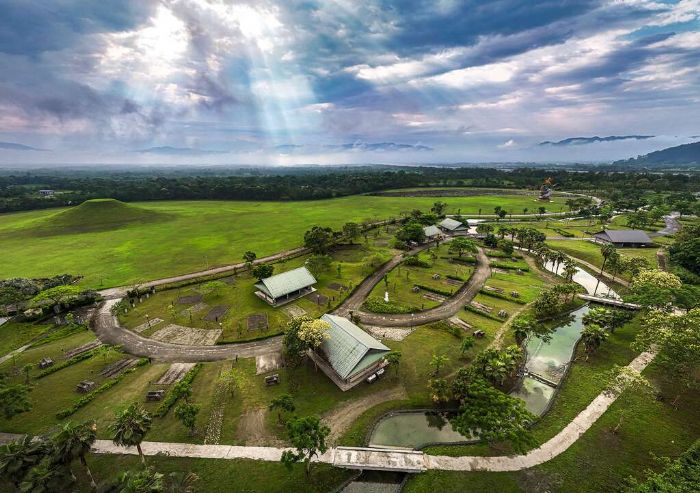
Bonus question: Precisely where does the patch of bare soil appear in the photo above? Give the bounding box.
[237,408,284,446]
[323,386,408,443]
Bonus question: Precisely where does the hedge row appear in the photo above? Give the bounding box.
[489,261,530,271]
[155,363,203,417]
[35,348,100,379]
[403,256,431,268]
[479,289,527,305]
[485,251,523,259]
[362,297,415,314]
[414,284,454,297]
[446,274,466,282]
[463,305,503,321]
[446,256,476,264]
[552,228,575,238]
[55,359,148,419]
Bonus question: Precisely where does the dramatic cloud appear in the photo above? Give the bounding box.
[0,0,699,164]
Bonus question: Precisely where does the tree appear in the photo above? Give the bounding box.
[201,280,225,298]
[0,376,31,419]
[218,368,242,397]
[431,201,447,217]
[459,337,475,356]
[633,308,700,406]
[473,346,522,386]
[110,403,153,465]
[538,206,546,216]
[396,221,426,244]
[498,239,514,256]
[0,436,51,489]
[385,351,402,376]
[251,264,274,281]
[51,421,97,489]
[496,209,507,222]
[116,467,165,493]
[448,237,476,257]
[629,269,682,310]
[304,226,334,254]
[168,471,199,493]
[451,377,536,453]
[475,223,493,235]
[242,251,256,265]
[428,378,451,403]
[19,458,73,493]
[562,261,578,282]
[280,416,330,476]
[172,380,192,404]
[510,316,552,344]
[669,224,700,275]
[305,254,332,277]
[298,319,331,350]
[593,243,617,296]
[342,222,361,244]
[21,364,32,385]
[283,316,313,366]
[580,324,608,359]
[430,354,449,376]
[175,403,200,436]
[269,394,295,424]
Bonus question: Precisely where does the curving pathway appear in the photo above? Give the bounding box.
[93,299,281,362]
[334,246,490,327]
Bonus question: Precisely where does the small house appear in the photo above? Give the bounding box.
[39,189,55,197]
[438,217,466,232]
[309,314,390,391]
[254,266,317,306]
[592,229,653,248]
[423,225,442,241]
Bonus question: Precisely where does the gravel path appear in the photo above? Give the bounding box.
[335,246,491,327]
[651,212,681,237]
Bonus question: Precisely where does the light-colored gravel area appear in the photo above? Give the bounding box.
[150,324,222,346]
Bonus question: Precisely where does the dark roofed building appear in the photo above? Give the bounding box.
[309,314,390,391]
[593,229,653,247]
[438,217,466,232]
[254,266,317,306]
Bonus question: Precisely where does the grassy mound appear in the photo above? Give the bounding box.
[31,199,170,235]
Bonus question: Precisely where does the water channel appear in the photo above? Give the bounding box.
[368,259,618,449]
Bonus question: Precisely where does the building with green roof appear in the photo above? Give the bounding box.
[254,266,317,306]
[310,314,390,391]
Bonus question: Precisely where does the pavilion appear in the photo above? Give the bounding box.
[592,229,653,248]
[423,225,442,241]
[254,266,317,306]
[438,217,466,232]
[309,314,390,391]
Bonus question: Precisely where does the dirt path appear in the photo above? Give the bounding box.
[237,408,284,447]
[335,246,491,327]
[323,385,408,443]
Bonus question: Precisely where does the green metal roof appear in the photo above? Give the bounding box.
[255,266,317,299]
[439,217,465,230]
[423,225,441,237]
[320,314,390,380]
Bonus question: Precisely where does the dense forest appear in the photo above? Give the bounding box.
[0,166,698,213]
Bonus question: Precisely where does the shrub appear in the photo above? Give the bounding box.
[553,228,575,238]
[479,289,527,305]
[155,363,203,417]
[449,256,476,265]
[403,256,431,268]
[35,348,100,379]
[414,284,453,297]
[362,297,415,314]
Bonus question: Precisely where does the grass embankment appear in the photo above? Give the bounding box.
[0,192,566,287]
[407,316,700,492]
[0,321,52,356]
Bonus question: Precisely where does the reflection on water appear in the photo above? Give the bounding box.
[367,261,619,449]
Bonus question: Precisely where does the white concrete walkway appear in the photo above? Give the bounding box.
[84,350,656,472]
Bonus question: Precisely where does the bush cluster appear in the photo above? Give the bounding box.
[155,363,203,417]
[362,297,415,314]
[479,289,527,305]
[414,284,453,297]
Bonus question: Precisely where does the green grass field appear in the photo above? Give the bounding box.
[0,192,566,288]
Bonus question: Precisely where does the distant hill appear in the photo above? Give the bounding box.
[29,199,170,236]
[539,135,654,146]
[614,141,700,167]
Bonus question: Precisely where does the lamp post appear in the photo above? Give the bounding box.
[145,314,151,329]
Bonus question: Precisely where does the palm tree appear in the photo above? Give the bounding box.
[19,458,73,493]
[563,261,578,282]
[269,394,295,424]
[51,420,98,489]
[110,403,152,465]
[594,243,617,295]
[168,471,199,493]
[0,435,50,488]
[117,467,164,493]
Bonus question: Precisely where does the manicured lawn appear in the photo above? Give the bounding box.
[0,321,52,356]
[366,244,474,312]
[119,233,396,343]
[0,192,566,288]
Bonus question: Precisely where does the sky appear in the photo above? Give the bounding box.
[0,0,699,166]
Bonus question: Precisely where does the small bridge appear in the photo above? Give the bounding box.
[332,447,427,473]
[578,294,640,310]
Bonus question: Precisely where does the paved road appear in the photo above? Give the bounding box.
[334,247,490,327]
[93,299,281,362]
[651,212,681,237]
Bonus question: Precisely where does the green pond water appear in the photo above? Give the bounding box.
[367,263,616,449]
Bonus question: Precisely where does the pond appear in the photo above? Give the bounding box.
[366,261,619,449]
